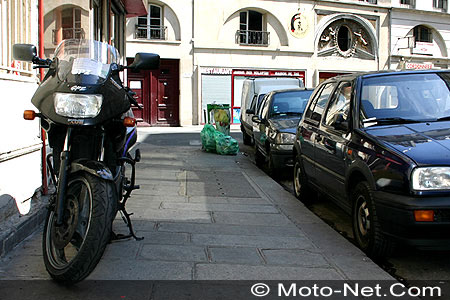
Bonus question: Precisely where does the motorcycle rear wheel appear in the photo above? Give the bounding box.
[43,172,116,283]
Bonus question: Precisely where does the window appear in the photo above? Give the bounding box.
[136,4,166,39]
[359,0,377,4]
[400,0,414,4]
[413,25,432,43]
[324,82,352,126]
[337,26,352,52]
[0,0,35,77]
[434,0,448,9]
[305,83,336,123]
[237,10,269,46]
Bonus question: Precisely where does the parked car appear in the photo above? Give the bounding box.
[240,77,304,145]
[251,88,313,175]
[293,70,450,257]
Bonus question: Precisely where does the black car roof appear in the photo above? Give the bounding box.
[322,69,450,83]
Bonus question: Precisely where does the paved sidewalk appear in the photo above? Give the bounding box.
[0,127,393,281]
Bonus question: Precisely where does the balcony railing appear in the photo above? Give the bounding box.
[236,30,270,46]
[52,28,85,45]
[135,25,167,40]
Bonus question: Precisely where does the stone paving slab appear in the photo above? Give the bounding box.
[161,202,278,213]
[212,211,292,226]
[89,260,194,280]
[208,247,263,265]
[192,234,314,249]
[261,249,329,267]
[140,244,207,262]
[188,196,268,205]
[141,209,212,223]
[157,222,303,237]
[194,264,343,280]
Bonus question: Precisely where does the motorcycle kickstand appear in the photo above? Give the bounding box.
[111,207,144,241]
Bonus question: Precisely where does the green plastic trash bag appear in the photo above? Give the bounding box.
[215,134,239,156]
[200,124,217,152]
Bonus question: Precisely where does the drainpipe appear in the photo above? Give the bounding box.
[38,0,48,195]
[388,7,392,70]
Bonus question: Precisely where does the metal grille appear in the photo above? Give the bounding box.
[135,25,167,40]
[236,30,269,46]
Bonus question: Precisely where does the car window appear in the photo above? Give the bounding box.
[324,82,352,127]
[306,83,336,123]
[269,90,313,118]
[249,95,257,111]
[254,93,266,112]
[360,73,450,125]
[257,94,270,117]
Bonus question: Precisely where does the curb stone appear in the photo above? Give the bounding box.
[0,190,47,257]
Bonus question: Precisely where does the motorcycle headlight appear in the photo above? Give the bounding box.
[275,132,296,145]
[411,167,450,191]
[54,93,103,118]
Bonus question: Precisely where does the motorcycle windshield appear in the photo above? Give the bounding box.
[54,39,121,85]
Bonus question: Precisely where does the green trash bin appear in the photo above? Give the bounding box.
[207,104,231,135]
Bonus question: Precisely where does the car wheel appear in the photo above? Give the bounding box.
[293,160,313,201]
[242,131,252,145]
[351,181,394,258]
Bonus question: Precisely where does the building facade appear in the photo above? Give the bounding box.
[125,0,450,126]
[389,0,450,70]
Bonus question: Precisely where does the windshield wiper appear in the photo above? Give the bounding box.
[363,117,422,125]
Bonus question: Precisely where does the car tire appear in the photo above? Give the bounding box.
[242,131,253,146]
[293,160,313,201]
[351,181,395,258]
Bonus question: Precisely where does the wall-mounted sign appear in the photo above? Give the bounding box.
[233,69,304,78]
[201,67,232,75]
[405,62,434,70]
[411,42,434,56]
[289,12,309,39]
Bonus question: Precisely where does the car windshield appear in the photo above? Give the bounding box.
[54,39,121,84]
[360,72,450,126]
[270,90,313,117]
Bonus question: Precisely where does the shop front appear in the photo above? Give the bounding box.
[201,68,305,124]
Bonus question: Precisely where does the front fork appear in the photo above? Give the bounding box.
[55,127,72,225]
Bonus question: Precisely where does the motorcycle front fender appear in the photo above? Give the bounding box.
[70,159,114,181]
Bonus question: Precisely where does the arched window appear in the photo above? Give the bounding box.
[137,4,165,40]
[237,10,269,46]
[413,25,432,43]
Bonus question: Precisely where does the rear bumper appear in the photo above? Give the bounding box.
[373,191,450,250]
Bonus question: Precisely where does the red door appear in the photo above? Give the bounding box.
[127,73,150,126]
[127,58,179,126]
[151,59,179,126]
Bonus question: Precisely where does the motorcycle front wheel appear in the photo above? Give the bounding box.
[43,172,116,283]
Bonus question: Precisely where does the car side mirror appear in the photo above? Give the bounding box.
[128,53,160,70]
[252,115,261,123]
[331,113,349,131]
[246,109,255,115]
[13,44,37,62]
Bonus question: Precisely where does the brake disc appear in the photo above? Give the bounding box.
[51,197,79,249]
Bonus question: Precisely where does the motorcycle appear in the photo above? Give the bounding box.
[13,39,159,283]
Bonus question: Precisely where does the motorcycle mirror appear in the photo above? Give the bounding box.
[128,53,160,71]
[13,44,38,62]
